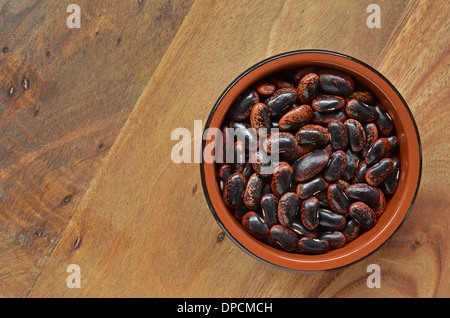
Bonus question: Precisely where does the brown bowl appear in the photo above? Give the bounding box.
[200,50,421,271]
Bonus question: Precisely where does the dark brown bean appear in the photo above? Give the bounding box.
[250,151,274,177]
[279,105,313,131]
[230,90,259,121]
[270,225,299,252]
[265,87,297,116]
[342,219,360,243]
[374,103,394,136]
[365,158,394,186]
[296,175,328,200]
[320,231,346,249]
[271,163,294,197]
[296,124,330,146]
[277,192,300,227]
[232,140,246,172]
[218,164,232,191]
[361,123,379,157]
[312,95,345,112]
[312,109,347,125]
[242,161,254,181]
[292,150,330,182]
[241,211,269,239]
[223,172,246,208]
[250,103,272,132]
[382,157,400,196]
[342,149,360,181]
[327,183,351,215]
[317,69,354,96]
[290,220,317,238]
[328,120,348,150]
[349,202,377,230]
[261,194,278,227]
[301,197,320,230]
[229,121,258,151]
[243,173,263,210]
[270,76,294,89]
[365,137,392,166]
[323,150,348,182]
[345,183,385,217]
[355,161,369,183]
[318,208,346,231]
[280,143,316,163]
[387,136,399,152]
[344,119,366,152]
[263,132,298,154]
[298,237,330,254]
[297,73,320,104]
[345,99,378,122]
[233,205,249,221]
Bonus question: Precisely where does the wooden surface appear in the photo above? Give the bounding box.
[0,0,448,298]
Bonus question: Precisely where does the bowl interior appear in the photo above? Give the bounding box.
[201,50,421,271]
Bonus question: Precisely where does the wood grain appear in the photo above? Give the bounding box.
[0,0,194,297]
[26,0,438,298]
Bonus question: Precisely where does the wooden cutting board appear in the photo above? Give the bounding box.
[1,0,448,297]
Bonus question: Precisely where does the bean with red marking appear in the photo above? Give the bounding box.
[298,237,330,254]
[279,105,313,131]
[345,99,378,122]
[292,150,330,182]
[361,123,379,157]
[312,109,347,125]
[345,183,385,217]
[301,197,320,230]
[265,87,297,115]
[320,231,346,249]
[277,192,300,227]
[241,212,269,239]
[374,103,393,136]
[344,119,366,152]
[270,225,299,252]
[218,164,232,191]
[365,137,392,166]
[296,175,328,199]
[223,172,246,208]
[230,90,259,121]
[327,183,351,215]
[291,219,317,238]
[256,82,276,96]
[342,219,360,243]
[365,158,394,186]
[323,150,348,182]
[318,208,347,231]
[263,132,297,154]
[342,149,360,181]
[297,73,320,104]
[271,164,294,197]
[296,124,330,146]
[382,157,400,196]
[328,120,348,150]
[312,95,345,112]
[348,91,376,105]
[243,173,263,210]
[250,103,272,132]
[349,202,377,230]
[261,194,278,227]
[355,161,369,183]
[317,69,354,96]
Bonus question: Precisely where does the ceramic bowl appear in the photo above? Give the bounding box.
[200,50,421,271]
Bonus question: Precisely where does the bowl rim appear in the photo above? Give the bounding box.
[200,49,422,272]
